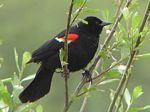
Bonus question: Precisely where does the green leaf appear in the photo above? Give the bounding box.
[120,40,130,59]
[0,4,4,8]
[109,89,115,101]
[36,105,43,112]
[129,0,139,11]
[122,7,130,22]
[0,100,9,112]
[98,79,119,86]
[124,88,131,108]
[104,69,120,78]
[132,12,141,29]
[0,81,13,109]
[128,105,150,112]
[12,74,20,86]
[14,48,21,73]
[1,78,12,83]
[15,103,35,112]
[21,74,35,83]
[118,23,127,40]
[136,53,150,59]
[81,87,97,93]
[73,0,85,6]
[59,48,66,67]
[83,8,99,13]
[101,9,110,21]
[71,95,80,102]
[22,51,31,70]
[12,75,23,105]
[132,85,143,102]
[117,65,126,75]
[12,85,23,105]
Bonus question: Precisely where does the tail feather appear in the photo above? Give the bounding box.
[19,65,54,103]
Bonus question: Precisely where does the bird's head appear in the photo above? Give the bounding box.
[79,16,111,35]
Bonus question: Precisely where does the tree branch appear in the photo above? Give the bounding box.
[115,0,124,18]
[63,0,74,112]
[107,1,150,111]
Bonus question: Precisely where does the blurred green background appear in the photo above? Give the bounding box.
[0,0,150,111]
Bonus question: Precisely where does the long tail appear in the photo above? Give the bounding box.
[19,64,55,103]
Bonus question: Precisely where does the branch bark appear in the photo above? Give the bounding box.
[63,0,74,112]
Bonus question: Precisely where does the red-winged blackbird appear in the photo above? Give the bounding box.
[19,16,111,103]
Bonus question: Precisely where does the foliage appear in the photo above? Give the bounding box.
[0,0,150,112]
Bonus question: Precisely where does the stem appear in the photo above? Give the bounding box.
[62,1,88,111]
[79,84,91,112]
[107,1,150,112]
[1,78,12,83]
[65,77,87,111]
[63,0,74,111]
[115,0,124,18]
[70,0,87,26]
[114,74,131,112]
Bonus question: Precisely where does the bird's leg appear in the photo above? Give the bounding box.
[82,69,92,83]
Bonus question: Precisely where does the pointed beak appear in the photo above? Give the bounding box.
[101,21,112,27]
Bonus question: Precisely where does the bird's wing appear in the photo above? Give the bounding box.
[28,33,79,63]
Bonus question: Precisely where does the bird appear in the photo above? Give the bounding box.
[19,16,111,103]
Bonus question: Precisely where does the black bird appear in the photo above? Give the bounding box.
[19,16,111,103]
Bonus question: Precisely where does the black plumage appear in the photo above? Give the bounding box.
[19,16,111,103]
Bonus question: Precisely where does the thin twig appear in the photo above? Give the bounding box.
[65,77,87,111]
[115,0,124,18]
[70,0,87,26]
[79,81,92,112]
[62,1,88,112]
[63,0,74,112]
[92,57,128,81]
[114,74,130,112]
[107,1,150,112]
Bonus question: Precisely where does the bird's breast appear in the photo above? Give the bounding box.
[67,36,99,72]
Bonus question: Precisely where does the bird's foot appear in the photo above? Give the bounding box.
[82,70,92,83]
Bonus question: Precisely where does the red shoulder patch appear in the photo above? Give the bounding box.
[55,34,79,43]
[67,34,79,41]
